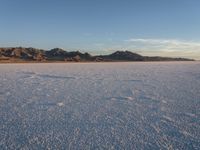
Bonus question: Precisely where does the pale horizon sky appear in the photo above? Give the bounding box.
[0,0,200,59]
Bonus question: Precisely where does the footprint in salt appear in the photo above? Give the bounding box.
[162,100,167,104]
[124,96,134,100]
[57,102,64,107]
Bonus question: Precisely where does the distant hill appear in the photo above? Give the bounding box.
[0,47,194,62]
[96,51,144,61]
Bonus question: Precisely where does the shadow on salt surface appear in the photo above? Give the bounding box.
[139,95,160,103]
[21,71,75,80]
[110,96,135,102]
[21,71,36,75]
[37,74,75,80]
[186,72,200,79]
[122,79,142,83]
[19,71,37,79]
[33,102,65,110]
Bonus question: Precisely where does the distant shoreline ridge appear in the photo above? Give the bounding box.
[0,47,194,62]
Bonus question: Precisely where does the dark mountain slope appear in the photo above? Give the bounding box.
[96,51,144,61]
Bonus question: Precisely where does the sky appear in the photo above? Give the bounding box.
[0,0,200,59]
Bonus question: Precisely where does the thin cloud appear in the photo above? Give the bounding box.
[125,38,200,46]
[123,38,200,59]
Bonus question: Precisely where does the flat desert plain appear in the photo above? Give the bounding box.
[0,62,200,149]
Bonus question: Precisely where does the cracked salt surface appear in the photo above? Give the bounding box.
[0,62,200,149]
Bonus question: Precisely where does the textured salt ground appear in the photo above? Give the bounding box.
[0,62,200,149]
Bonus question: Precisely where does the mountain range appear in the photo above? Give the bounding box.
[0,47,194,62]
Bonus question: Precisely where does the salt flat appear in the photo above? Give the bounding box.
[0,62,200,149]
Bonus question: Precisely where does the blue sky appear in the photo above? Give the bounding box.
[0,0,200,59]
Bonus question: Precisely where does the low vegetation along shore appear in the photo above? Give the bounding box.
[0,47,194,63]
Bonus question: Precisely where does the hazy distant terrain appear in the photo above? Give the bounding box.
[0,62,200,149]
[0,47,194,62]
